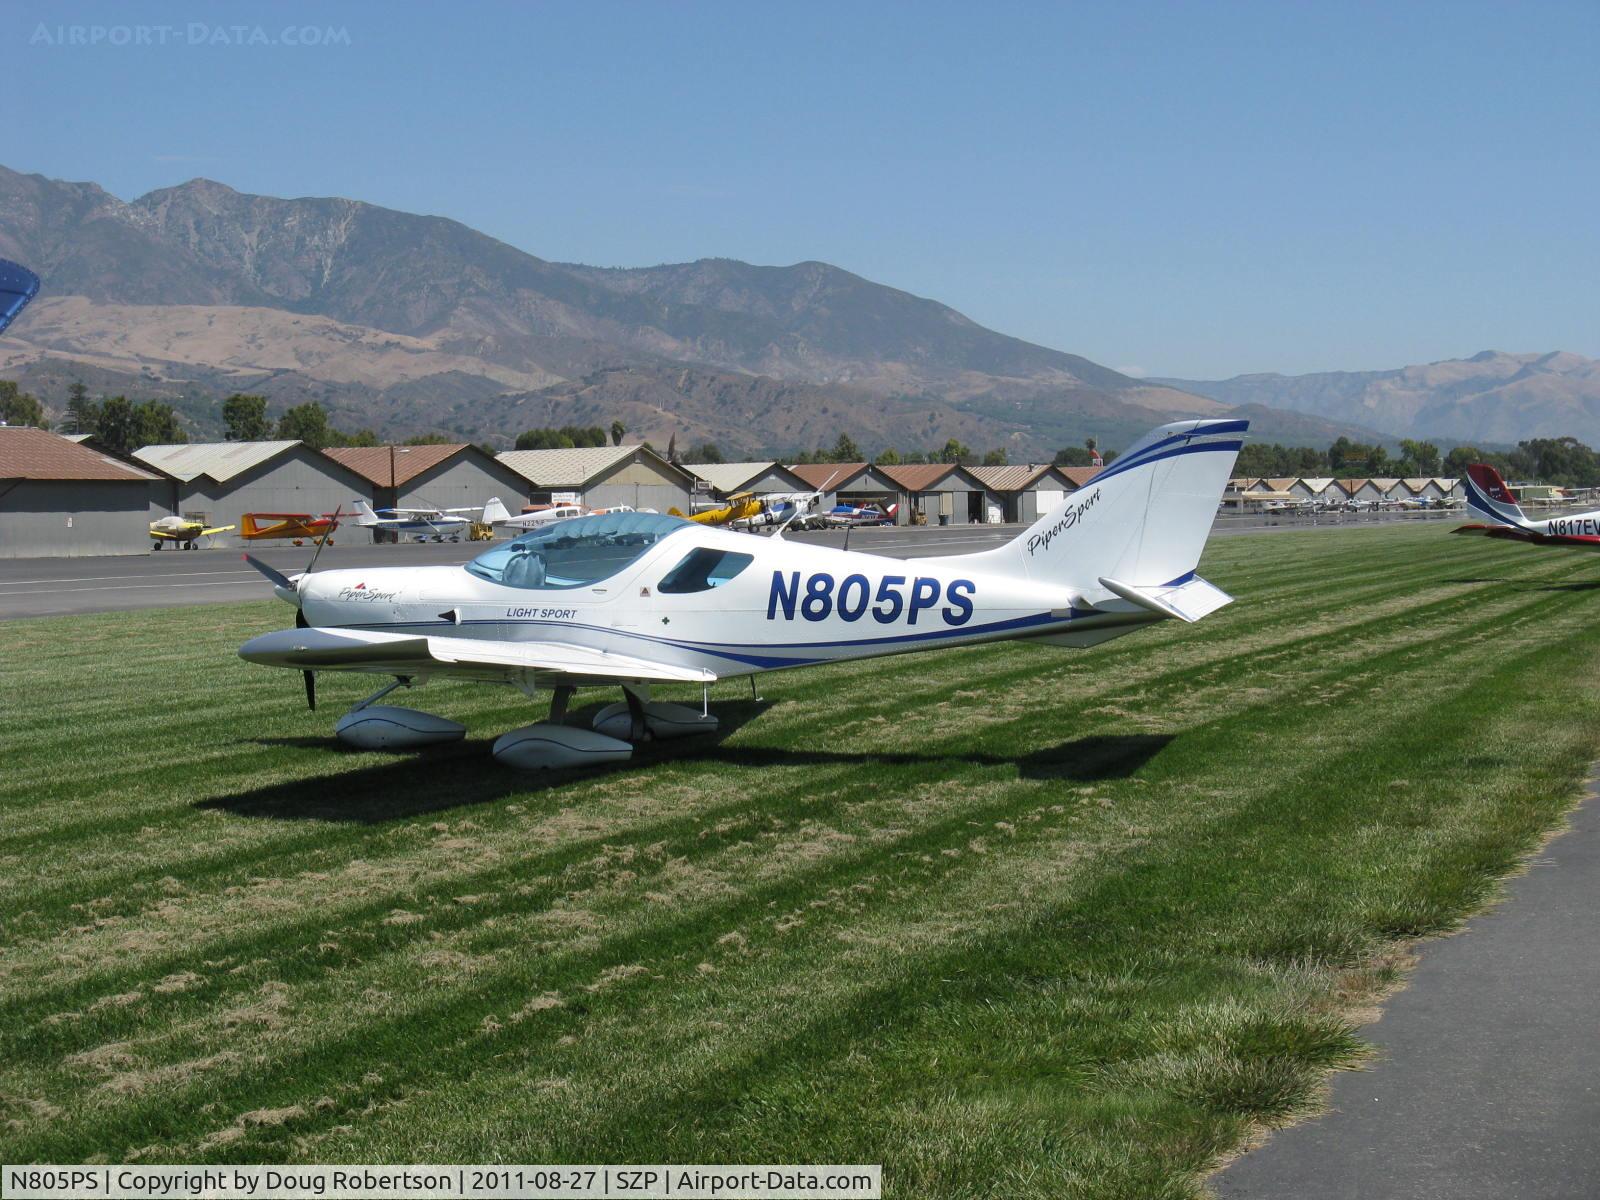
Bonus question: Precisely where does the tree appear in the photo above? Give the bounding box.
[938,438,972,465]
[1235,442,1288,478]
[611,420,626,447]
[0,380,45,428]
[221,393,271,441]
[667,432,679,463]
[875,447,901,466]
[135,401,185,447]
[404,432,455,445]
[1444,446,1483,476]
[1053,446,1094,467]
[93,396,185,453]
[688,441,724,464]
[275,401,336,450]
[62,382,99,435]
[96,396,139,452]
[981,448,1008,466]
[1328,436,1389,476]
[831,432,860,462]
[1398,439,1442,476]
[515,428,574,451]
[1511,437,1600,488]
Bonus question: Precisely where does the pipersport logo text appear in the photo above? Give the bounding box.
[1027,487,1100,557]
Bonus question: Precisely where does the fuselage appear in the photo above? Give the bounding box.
[296,521,1154,679]
[371,512,472,537]
[1516,509,1600,539]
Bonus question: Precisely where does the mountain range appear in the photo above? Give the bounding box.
[0,162,1590,454]
[1157,351,1600,448]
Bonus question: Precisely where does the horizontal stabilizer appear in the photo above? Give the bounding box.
[1096,575,1233,624]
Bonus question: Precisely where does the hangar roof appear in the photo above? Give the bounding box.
[0,426,161,482]
[323,444,469,487]
[880,463,965,491]
[497,444,692,487]
[966,464,1058,491]
[790,462,871,489]
[685,461,804,493]
[134,440,300,483]
[1057,466,1102,489]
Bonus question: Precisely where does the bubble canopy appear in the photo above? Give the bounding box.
[467,511,693,590]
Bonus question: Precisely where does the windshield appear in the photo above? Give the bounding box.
[467,511,691,589]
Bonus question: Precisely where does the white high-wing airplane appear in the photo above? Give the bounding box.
[354,499,500,542]
[1458,463,1600,547]
[240,419,1247,769]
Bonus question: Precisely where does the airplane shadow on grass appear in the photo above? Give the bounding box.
[201,699,1172,824]
[1445,576,1600,592]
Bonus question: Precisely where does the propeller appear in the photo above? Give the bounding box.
[246,509,342,710]
[772,471,839,541]
[294,602,317,708]
[303,506,343,574]
[242,553,294,590]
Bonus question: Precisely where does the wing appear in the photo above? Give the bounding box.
[240,627,716,686]
[200,524,236,536]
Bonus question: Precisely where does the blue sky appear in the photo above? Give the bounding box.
[7,0,1596,378]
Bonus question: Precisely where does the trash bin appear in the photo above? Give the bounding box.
[938,514,950,526]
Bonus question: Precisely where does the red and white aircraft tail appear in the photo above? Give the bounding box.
[1459,463,1600,547]
[1463,464,1531,528]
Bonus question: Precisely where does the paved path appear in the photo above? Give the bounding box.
[1214,785,1600,1200]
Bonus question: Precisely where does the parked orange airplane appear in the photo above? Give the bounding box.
[239,512,341,545]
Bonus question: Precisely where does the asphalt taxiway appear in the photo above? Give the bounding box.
[1215,786,1600,1199]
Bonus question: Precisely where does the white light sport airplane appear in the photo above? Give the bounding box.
[354,499,501,542]
[240,418,1248,769]
[1457,463,1600,547]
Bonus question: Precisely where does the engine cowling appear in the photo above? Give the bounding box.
[335,706,466,750]
[492,724,633,770]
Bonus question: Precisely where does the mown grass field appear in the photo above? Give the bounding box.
[4,523,1600,1198]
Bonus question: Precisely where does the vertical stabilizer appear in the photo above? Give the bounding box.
[1463,464,1530,528]
[950,419,1246,606]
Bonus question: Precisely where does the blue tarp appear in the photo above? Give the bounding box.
[0,259,41,336]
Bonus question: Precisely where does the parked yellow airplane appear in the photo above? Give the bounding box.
[150,514,236,549]
[669,494,766,526]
